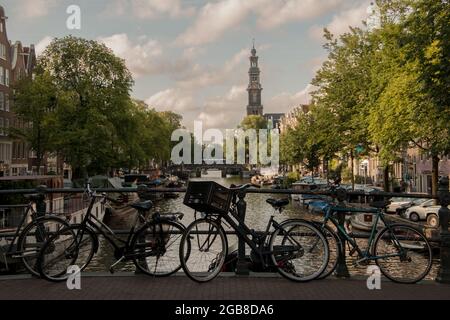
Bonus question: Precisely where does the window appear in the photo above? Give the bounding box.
[0,92,3,110]
[4,118,8,136]
[5,94,8,111]
[0,44,6,60]
[0,118,3,136]
[0,22,3,33]
[5,69,9,87]
[0,67,4,84]
[252,92,258,104]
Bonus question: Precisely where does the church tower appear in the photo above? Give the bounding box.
[247,42,263,116]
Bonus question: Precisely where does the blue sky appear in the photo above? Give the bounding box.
[2,0,371,129]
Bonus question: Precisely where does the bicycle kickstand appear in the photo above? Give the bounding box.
[109,256,125,274]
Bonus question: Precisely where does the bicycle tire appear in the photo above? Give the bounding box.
[17,216,70,277]
[180,218,228,283]
[38,225,97,282]
[373,224,432,284]
[270,220,329,282]
[131,220,188,276]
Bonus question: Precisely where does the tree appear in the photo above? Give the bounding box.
[239,115,267,130]
[10,73,58,174]
[312,27,380,189]
[280,111,322,177]
[37,36,134,178]
[369,0,450,195]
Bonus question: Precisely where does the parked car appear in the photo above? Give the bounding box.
[390,197,429,215]
[404,199,446,227]
[387,197,426,214]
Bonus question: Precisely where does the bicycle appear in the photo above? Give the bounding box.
[0,194,70,276]
[179,181,329,283]
[316,188,433,284]
[37,183,187,282]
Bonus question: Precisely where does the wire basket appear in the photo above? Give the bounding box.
[183,181,232,215]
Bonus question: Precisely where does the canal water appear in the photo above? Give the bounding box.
[86,173,440,280]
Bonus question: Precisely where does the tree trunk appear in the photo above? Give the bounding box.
[431,155,440,197]
[351,151,355,191]
[384,165,390,192]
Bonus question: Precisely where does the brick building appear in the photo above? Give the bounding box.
[0,5,36,177]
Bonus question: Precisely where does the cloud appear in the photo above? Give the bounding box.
[35,36,53,56]
[176,0,346,46]
[105,0,195,19]
[16,0,58,18]
[176,48,249,89]
[309,2,369,41]
[196,85,248,129]
[98,33,190,78]
[255,0,344,30]
[266,84,316,113]
[145,88,196,113]
[175,0,252,46]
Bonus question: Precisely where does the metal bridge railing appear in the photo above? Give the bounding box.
[0,178,449,283]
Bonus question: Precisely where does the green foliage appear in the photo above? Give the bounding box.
[239,115,267,130]
[12,36,182,178]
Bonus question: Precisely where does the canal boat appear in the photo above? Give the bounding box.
[291,177,328,203]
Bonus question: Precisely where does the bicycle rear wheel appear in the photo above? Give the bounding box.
[270,220,329,282]
[180,218,227,283]
[373,224,432,284]
[18,216,70,277]
[38,225,96,282]
[132,220,187,276]
[314,223,341,280]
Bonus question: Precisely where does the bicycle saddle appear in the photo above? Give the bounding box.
[369,200,391,210]
[24,194,45,201]
[131,200,153,212]
[266,198,290,209]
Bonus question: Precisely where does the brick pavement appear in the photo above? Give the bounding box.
[0,273,449,300]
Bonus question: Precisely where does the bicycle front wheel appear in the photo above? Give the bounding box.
[18,216,70,277]
[180,218,227,283]
[38,225,97,282]
[270,221,329,282]
[373,224,432,284]
[132,220,187,276]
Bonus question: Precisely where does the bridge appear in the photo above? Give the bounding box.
[168,161,257,178]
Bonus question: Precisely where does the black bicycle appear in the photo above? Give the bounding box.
[37,183,187,282]
[179,181,329,283]
[0,194,70,276]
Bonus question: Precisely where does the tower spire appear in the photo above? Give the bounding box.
[247,41,263,116]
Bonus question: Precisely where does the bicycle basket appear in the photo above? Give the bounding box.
[183,181,232,215]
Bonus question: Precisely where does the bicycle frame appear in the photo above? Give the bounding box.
[322,205,406,261]
[75,195,144,255]
[210,202,303,268]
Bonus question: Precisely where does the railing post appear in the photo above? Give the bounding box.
[335,188,350,278]
[436,176,450,284]
[35,185,47,217]
[236,190,249,275]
